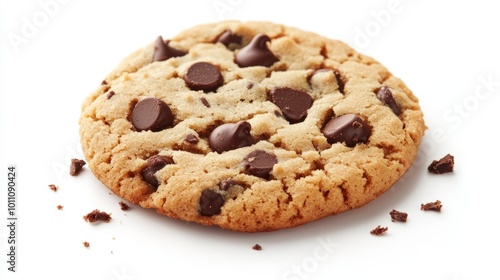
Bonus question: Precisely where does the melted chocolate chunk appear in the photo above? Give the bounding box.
[322,114,371,147]
[131,97,173,132]
[235,34,279,67]
[270,87,313,123]
[376,86,401,115]
[334,70,345,94]
[199,189,224,216]
[215,30,242,47]
[184,62,224,92]
[70,158,86,176]
[428,154,454,174]
[153,36,187,62]
[140,155,174,188]
[208,121,255,153]
[243,150,277,179]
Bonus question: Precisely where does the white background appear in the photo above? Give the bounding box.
[1,1,500,279]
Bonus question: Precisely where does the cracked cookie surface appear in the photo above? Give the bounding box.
[79,21,425,232]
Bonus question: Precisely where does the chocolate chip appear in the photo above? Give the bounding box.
[200,97,211,107]
[131,97,174,132]
[334,70,345,94]
[208,121,255,153]
[153,36,187,62]
[106,91,115,99]
[252,244,262,251]
[428,154,454,174]
[270,87,313,123]
[199,189,224,216]
[215,30,242,47]
[243,150,277,179]
[235,34,279,67]
[218,179,240,191]
[184,62,224,92]
[322,114,371,147]
[376,86,401,115]
[140,155,174,188]
[70,158,86,176]
[184,134,199,144]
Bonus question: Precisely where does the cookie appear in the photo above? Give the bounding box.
[79,21,426,232]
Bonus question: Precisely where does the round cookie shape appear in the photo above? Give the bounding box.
[79,21,426,232]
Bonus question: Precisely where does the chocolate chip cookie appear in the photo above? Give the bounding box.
[79,21,426,232]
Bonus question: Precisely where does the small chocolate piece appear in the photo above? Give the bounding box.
[215,30,242,46]
[119,201,130,211]
[131,97,174,132]
[376,86,401,115]
[252,244,262,251]
[184,62,224,92]
[270,87,313,123]
[184,134,199,144]
[322,114,371,147]
[57,205,64,210]
[70,158,86,176]
[390,209,408,222]
[200,97,211,108]
[83,241,90,248]
[333,70,345,94]
[106,91,115,99]
[243,150,277,179]
[421,200,442,212]
[101,80,108,85]
[235,34,279,67]
[218,179,240,191]
[83,209,112,223]
[199,189,224,216]
[428,154,454,174]
[140,155,174,188]
[48,184,58,192]
[153,36,187,62]
[208,121,255,153]
[370,225,388,235]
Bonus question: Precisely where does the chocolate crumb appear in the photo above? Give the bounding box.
[48,184,58,192]
[70,158,86,176]
[106,90,115,99]
[101,80,108,85]
[252,244,262,251]
[119,201,130,211]
[200,97,211,108]
[83,209,112,223]
[421,200,442,212]
[390,209,408,222]
[83,241,90,248]
[428,154,454,174]
[370,225,388,236]
[57,205,64,210]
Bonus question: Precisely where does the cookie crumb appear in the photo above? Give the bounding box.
[390,209,408,222]
[83,209,112,223]
[70,158,86,176]
[83,241,90,248]
[57,205,64,210]
[421,200,442,212]
[428,154,454,174]
[370,225,388,236]
[252,244,262,250]
[48,184,58,192]
[119,201,130,211]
